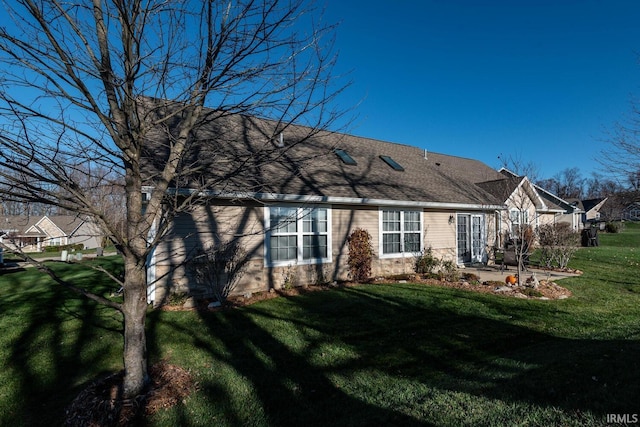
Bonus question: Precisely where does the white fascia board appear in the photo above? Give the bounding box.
[517,178,548,211]
[538,208,567,213]
[168,187,506,211]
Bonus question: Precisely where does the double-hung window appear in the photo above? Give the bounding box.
[509,209,529,236]
[380,209,422,256]
[267,206,331,265]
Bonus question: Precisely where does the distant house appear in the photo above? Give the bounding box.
[0,215,102,251]
[622,202,640,221]
[568,198,608,225]
[497,169,583,232]
[140,102,576,305]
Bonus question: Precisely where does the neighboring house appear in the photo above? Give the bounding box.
[0,215,102,251]
[568,198,608,225]
[498,169,583,232]
[140,103,577,305]
[622,202,640,221]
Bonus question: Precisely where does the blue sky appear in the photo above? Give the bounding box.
[323,0,640,180]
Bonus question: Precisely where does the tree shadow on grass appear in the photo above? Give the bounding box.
[0,260,123,427]
[148,283,639,426]
[147,304,432,426]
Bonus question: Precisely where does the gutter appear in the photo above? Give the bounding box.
[152,186,506,211]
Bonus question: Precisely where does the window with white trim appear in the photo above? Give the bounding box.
[510,209,529,236]
[380,209,422,256]
[267,206,331,265]
[49,237,62,246]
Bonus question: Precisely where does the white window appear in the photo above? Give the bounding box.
[49,237,63,246]
[510,209,529,236]
[266,206,331,266]
[380,209,423,257]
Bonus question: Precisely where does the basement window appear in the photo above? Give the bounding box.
[379,155,404,171]
[334,148,357,166]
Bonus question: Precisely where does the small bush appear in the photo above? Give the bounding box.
[348,228,374,283]
[483,280,503,286]
[605,222,620,233]
[188,239,249,303]
[44,243,85,253]
[414,248,440,274]
[166,292,190,306]
[282,264,298,289]
[521,288,543,298]
[461,272,481,283]
[537,223,580,269]
[438,260,460,282]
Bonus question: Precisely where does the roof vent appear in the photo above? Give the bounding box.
[273,132,284,147]
[424,149,428,160]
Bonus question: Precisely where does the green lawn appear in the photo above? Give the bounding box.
[1,224,639,426]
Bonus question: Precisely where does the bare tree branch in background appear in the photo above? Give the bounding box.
[497,152,541,184]
[600,97,640,201]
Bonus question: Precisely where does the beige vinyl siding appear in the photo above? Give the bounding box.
[152,200,266,304]
[151,200,501,304]
[68,221,103,249]
[537,212,558,227]
[331,205,379,280]
[33,217,66,246]
[424,211,457,262]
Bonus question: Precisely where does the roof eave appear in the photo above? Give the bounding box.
[166,187,506,211]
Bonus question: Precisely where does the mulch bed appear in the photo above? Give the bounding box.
[163,272,575,313]
[64,362,195,427]
[419,277,573,299]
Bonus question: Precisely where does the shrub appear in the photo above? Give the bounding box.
[414,248,440,274]
[188,239,249,304]
[537,223,580,269]
[605,222,620,233]
[438,260,460,282]
[521,288,543,298]
[348,228,374,282]
[44,243,85,253]
[461,272,480,283]
[282,264,298,289]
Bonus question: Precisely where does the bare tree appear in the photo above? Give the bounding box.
[537,223,580,270]
[538,168,584,200]
[0,0,345,399]
[498,153,541,184]
[584,172,623,199]
[600,98,640,192]
[489,177,538,285]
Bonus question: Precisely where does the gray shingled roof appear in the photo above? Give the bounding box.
[140,102,507,208]
[476,177,524,202]
[499,169,570,212]
[45,215,86,235]
[0,215,85,236]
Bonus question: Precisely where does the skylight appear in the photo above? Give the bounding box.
[334,148,357,166]
[379,155,404,171]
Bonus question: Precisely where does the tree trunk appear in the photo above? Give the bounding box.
[121,256,149,398]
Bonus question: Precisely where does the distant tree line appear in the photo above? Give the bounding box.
[501,152,640,222]
[0,165,126,237]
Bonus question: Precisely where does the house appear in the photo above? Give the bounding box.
[0,215,102,251]
[141,105,576,305]
[568,198,608,226]
[497,169,584,232]
[622,202,640,221]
